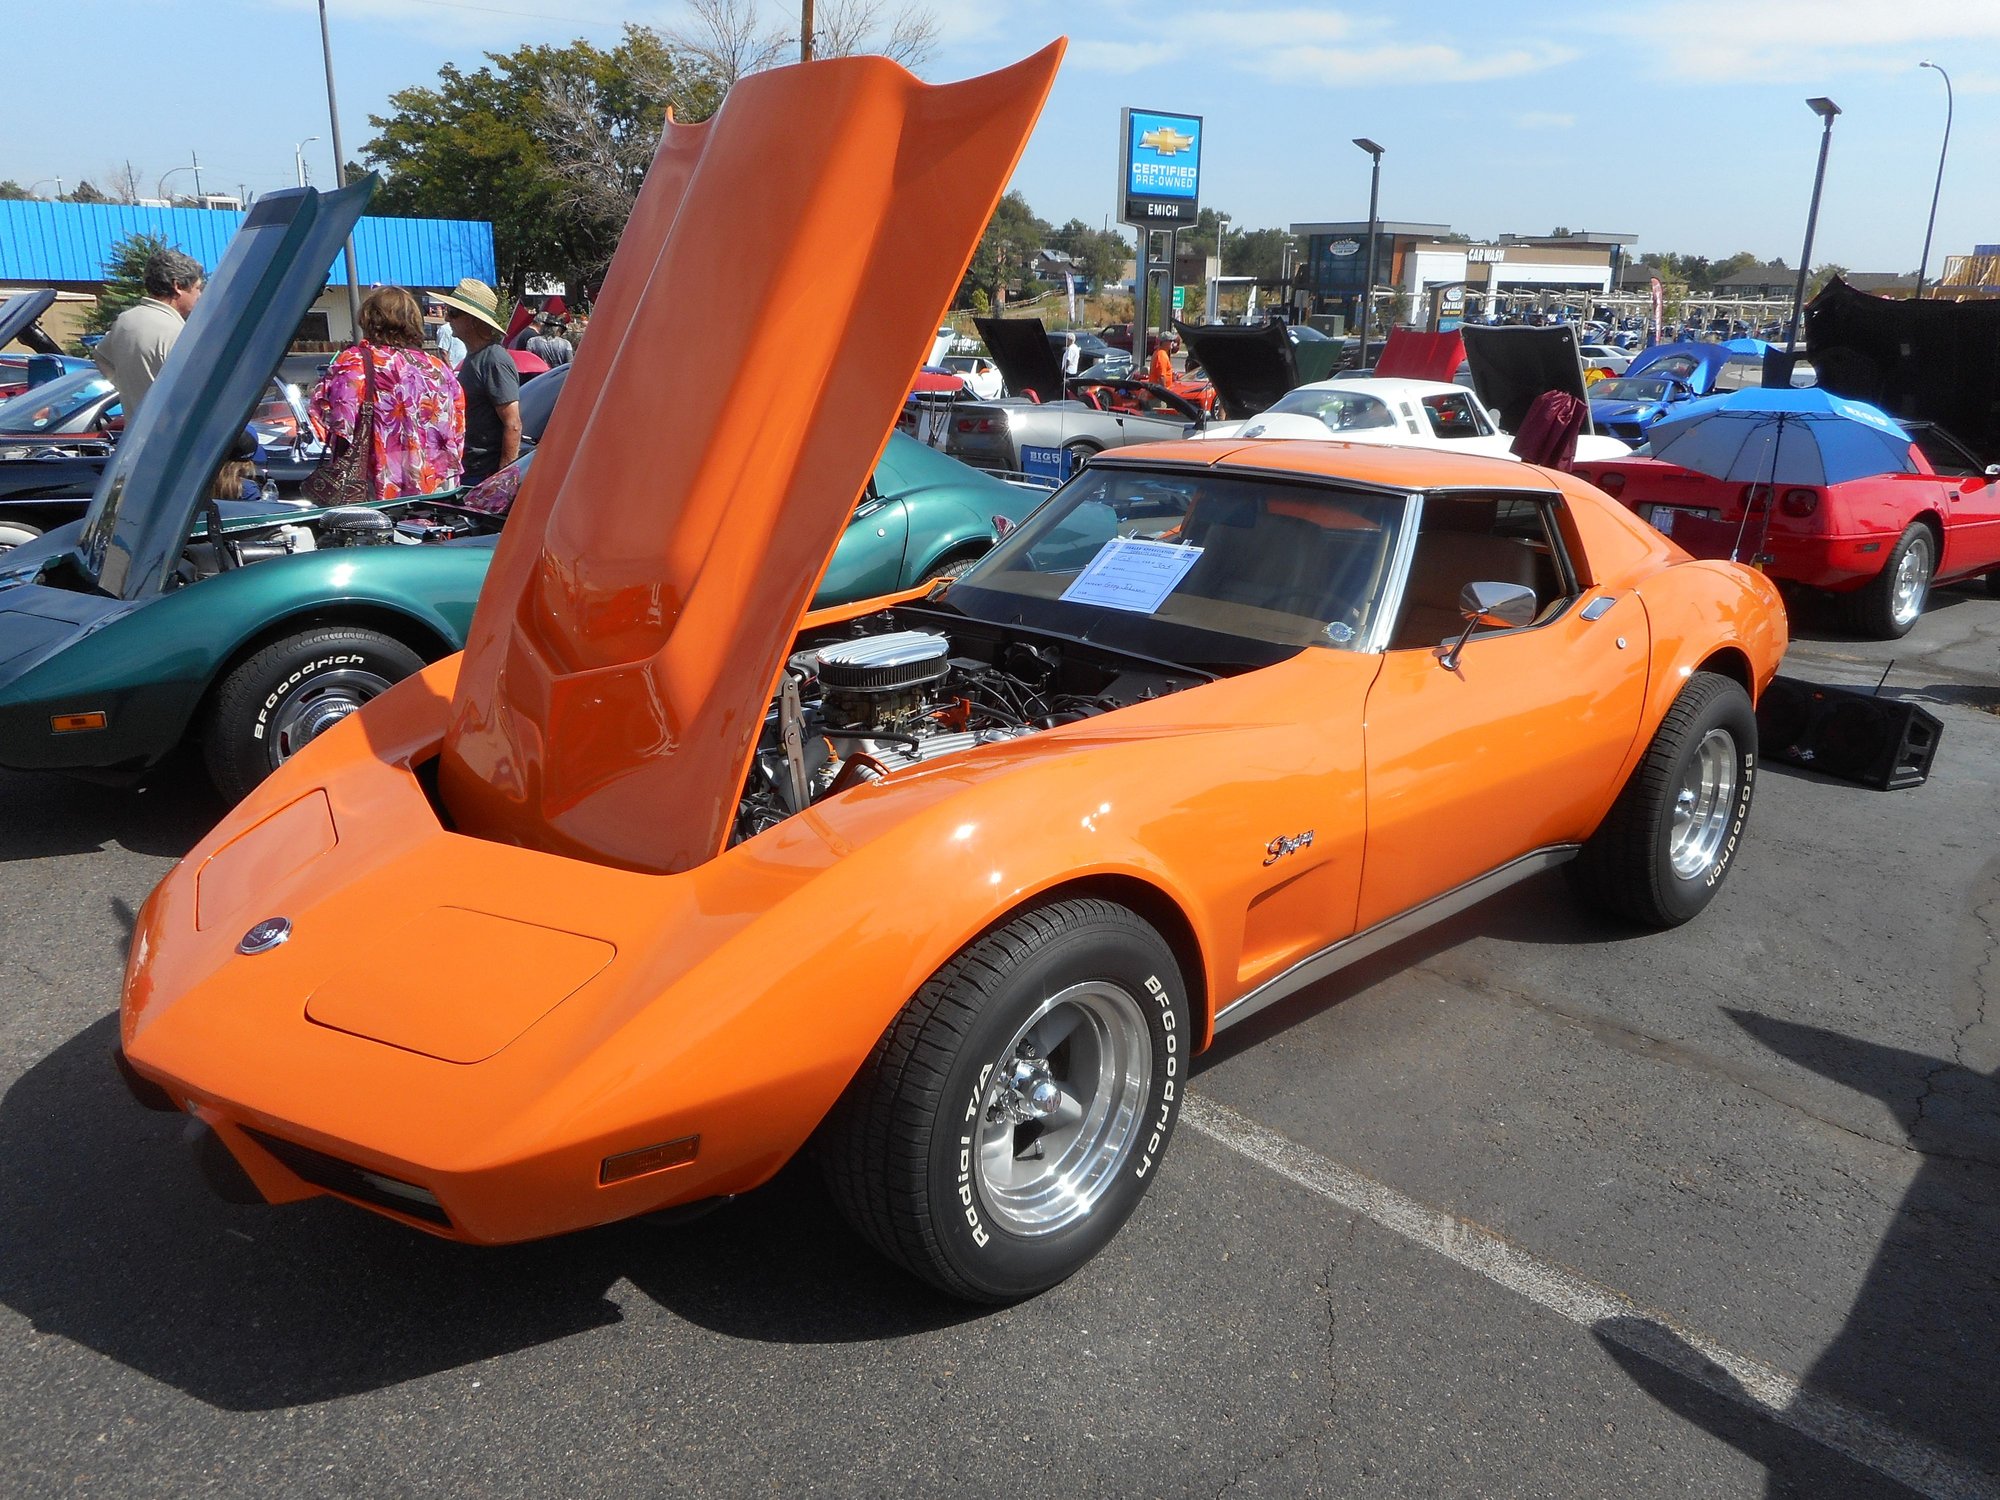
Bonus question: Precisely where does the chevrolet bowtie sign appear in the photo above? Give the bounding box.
[1120,108,1202,228]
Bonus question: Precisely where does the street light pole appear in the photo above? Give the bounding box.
[1914,61,1953,299]
[318,0,363,339]
[1786,97,1840,348]
[295,136,320,189]
[157,165,194,202]
[1353,138,1384,362]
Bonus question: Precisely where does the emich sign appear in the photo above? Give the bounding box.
[1120,108,1202,228]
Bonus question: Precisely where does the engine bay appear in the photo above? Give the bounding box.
[732,606,1210,844]
[173,500,503,586]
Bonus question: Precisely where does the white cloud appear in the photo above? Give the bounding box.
[1063,7,1574,86]
[1597,0,2000,82]
[1248,42,1578,85]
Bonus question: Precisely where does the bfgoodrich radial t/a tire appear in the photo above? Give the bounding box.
[821,899,1189,1303]
[203,627,425,803]
[1569,671,1757,928]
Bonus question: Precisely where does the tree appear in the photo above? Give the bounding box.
[960,190,1047,309]
[84,232,172,338]
[0,181,28,200]
[1228,228,1290,281]
[365,30,713,297]
[1048,217,1127,291]
[811,0,938,65]
[67,180,114,205]
[668,0,788,87]
[1807,263,1849,297]
[672,0,937,77]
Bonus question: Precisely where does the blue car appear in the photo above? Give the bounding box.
[1590,339,1774,446]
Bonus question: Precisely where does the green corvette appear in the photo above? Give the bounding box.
[0,184,1043,800]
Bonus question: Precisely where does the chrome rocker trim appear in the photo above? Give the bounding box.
[1211,845,1581,1034]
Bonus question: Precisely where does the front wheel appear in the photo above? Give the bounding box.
[820,899,1189,1303]
[0,521,42,552]
[203,627,425,802]
[1569,671,1757,927]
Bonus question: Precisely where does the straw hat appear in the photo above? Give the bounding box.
[433,278,505,333]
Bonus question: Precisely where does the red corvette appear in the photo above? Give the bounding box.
[1574,411,2000,638]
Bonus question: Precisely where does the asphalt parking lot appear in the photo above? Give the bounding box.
[1,586,1994,1499]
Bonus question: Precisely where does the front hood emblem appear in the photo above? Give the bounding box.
[238,917,292,955]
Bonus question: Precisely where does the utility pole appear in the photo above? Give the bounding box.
[801,0,814,62]
[191,152,203,201]
[318,0,363,338]
[1786,98,1840,347]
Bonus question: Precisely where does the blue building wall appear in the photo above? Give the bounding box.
[0,200,495,287]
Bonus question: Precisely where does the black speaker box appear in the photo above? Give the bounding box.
[1755,677,1942,790]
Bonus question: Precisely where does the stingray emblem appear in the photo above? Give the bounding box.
[1140,124,1195,156]
[1263,830,1315,866]
[238,917,292,955]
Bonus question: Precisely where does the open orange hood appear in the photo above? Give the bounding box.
[439,44,1064,873]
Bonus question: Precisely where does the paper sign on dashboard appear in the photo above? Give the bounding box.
[1059,536,1203,614]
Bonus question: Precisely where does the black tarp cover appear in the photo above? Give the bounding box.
[1806,276,2000,464]
[973,315,1066,403]
[1459,324,1591,437]
[1173,320,1299,420]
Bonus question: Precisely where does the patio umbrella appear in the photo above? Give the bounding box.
[1644,387,1914,487]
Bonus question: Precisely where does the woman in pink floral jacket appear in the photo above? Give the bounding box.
[308,287,466,498]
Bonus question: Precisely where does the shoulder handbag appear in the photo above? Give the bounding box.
[303,344,379,506]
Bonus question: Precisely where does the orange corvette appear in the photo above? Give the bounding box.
[116,46,1787,1303]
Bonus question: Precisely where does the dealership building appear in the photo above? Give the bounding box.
[1289,222,1638,327]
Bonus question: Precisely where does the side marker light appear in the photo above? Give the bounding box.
[51,711,108,733]
[601,1136,701,1185]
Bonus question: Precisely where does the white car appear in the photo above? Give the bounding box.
[940,353,1006,401]
[1195,376,1630,463]
[1578,344,1634,375]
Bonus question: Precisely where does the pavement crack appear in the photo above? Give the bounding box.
[1417,963,2000,1171]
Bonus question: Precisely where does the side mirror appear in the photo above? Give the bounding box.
[1984,464,2000,480]
[1437,581,1538,670]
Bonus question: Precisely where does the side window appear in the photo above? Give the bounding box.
[1420,392,1481,440]
[1908,425,1981,477]
[1387,494,1579,652]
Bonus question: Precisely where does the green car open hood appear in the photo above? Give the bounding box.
[78,180,373,599]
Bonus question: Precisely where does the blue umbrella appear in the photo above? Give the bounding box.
[1643,388,1915,487]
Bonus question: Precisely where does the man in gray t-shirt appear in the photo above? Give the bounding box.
[436,278,521,485]
[94,248,204,414]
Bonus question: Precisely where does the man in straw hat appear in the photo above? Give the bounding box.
[435,278,521,485]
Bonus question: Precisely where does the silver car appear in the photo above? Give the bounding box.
[942,378,1206,473]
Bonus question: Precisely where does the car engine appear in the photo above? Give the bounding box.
[732,616,1201,843]
[173,502,499,585]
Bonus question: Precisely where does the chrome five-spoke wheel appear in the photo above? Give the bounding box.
[975,981,1152,1236]
[1668,727,1738,879]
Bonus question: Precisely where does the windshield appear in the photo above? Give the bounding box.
[1266,387,1399,433]
[944,465,1412,667]
[1593,377,1675,403]
[0,370,114,434]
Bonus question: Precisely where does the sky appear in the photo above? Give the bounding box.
[9,0,1996,273]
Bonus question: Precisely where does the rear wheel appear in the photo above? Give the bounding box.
[0,521,42,552]
[1569,672,1757,928]
[820,898,1188,1303]
[203,626,425,802]
[1845,523,1933,638]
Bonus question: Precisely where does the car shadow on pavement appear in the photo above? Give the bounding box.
[0,758,225,862]
[1782,581,1982,644]
[0,1018,977,1410]
[1196,867,1629,1065]
[1596,862,2000,1492]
